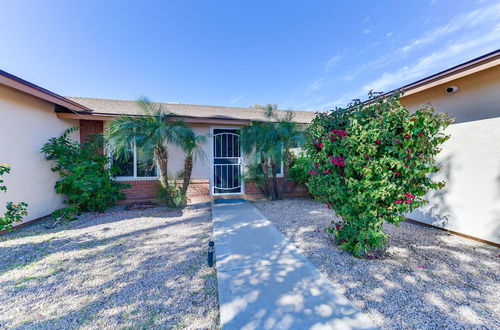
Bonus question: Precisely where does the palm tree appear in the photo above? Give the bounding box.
[241,104,304,200]
[179,131,207,198]
[106,98,191,203]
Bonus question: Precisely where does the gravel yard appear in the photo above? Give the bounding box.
[0,203,219,329]
[253,198,500,329]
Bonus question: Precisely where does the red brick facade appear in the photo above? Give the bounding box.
[119,178,308,204]
[79,120,104,145]
[78,119,308,203]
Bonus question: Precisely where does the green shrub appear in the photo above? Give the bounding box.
[288,153,313,185]
[42,127,128,218]
[0,164,28,231]
[306,93,453,257]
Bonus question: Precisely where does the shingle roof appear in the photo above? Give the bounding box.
[66,97,316,124]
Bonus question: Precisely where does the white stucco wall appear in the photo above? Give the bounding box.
[402,65,500,244]
[0,84,79,225]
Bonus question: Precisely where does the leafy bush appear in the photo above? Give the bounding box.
[288,153,313,185]
[306,93,453,257]
[42,127,128,218]
[0,164,28,231]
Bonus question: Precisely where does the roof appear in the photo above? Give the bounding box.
[0,69,90,112]
[395,49,500,97]
[66,97,316,124]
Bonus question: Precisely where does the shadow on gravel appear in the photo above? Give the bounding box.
[254,199,500,329]
[0,202,219,329]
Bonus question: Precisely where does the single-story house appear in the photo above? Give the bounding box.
[0,71,312,231]
[1,49,499,245]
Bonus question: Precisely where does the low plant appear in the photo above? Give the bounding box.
[42,127,128,218]
[306,92,453,257]
[288,153,313,185]
[0,164,28,231]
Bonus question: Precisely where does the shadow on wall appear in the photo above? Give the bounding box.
[409,154,454,229]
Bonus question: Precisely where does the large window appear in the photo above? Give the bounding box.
[111,145,157,179]
[255,151,283,176]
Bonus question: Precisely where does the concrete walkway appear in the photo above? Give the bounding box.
[211,199,375,330]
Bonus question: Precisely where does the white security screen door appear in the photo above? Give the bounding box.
[212,128,243,195]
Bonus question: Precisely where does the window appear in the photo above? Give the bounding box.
[255,151,283,176]
[111,145,157,179]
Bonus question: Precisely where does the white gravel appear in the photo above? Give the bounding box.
[253,198,500,329]
[0,204,219,329]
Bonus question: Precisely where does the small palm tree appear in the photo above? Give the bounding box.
[106,98,191,204]
[241,104,304,200]
[179,132,207,198]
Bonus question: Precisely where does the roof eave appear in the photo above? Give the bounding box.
[0,70,91,112]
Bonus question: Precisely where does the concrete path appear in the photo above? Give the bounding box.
[211,199,375,330]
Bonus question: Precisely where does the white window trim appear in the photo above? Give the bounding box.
[110,143,158,181]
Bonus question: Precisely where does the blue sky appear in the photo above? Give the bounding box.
[1,0,499,111]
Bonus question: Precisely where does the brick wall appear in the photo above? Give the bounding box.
[244,179,308,199]
[119,179,212,204]
[79,120,104,145]
[119,178,307,204]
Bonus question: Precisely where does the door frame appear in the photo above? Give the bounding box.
[209,126,245,196]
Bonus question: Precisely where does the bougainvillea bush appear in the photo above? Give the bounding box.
[306,93,453,257]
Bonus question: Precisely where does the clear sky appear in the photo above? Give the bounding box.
[1,0,499,111]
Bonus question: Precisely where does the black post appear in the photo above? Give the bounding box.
[207,241,215,267]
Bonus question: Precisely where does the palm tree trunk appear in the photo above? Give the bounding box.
[262,160,272,199]
[279,150,291,200]
[181,155,193,197]
[154,144,170,189]
[270,162,279,200]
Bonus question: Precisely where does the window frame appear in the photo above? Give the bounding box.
[110,143,158,181]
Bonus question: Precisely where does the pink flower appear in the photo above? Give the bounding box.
[410,118,417,121]
[331,156,345,167]
[405,199,412,204]
[416,265,427,269]
[317,142,324,149]
[405,192,415,199]
[375,139,381,144]
[314,162,318,167]
[338,130,347,138]
[395,139,401,143]
[394,200,402,204]
[404,133,411,138]
[418,132,424,137]
[395,171,401,176]
[309,170,318,175]
[323,169,332,174]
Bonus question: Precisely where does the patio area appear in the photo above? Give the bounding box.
[253,198,500,329]
[0,204,219,329]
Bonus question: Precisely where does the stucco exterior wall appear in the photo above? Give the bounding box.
[0,84,79,225]
[401,65,500,244]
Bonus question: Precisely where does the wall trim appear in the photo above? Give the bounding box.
[0,214,51,235]
[406,218,500,248]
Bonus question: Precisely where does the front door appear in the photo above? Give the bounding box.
[211,128,243,195]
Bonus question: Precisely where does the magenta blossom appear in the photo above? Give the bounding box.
[394,200,402,204]
[405,192,415,199]
[331,156,345,167]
